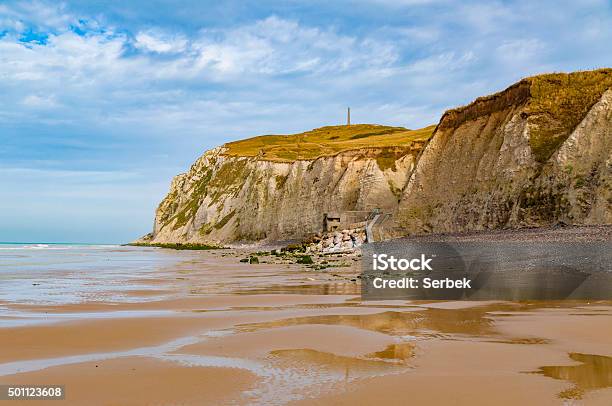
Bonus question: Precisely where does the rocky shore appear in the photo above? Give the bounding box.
[305,227,367,254]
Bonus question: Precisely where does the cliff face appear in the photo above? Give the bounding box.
[396,69,612,234]
[147,125,430,245]
[142,69,611,245]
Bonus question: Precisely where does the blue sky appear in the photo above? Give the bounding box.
[1,0,611,243]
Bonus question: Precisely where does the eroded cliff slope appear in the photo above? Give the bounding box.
[396,69,612,234]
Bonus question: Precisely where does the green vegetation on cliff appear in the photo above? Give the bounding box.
[526,69,612,162]
[128,242,223,250]
[222,124,435,162]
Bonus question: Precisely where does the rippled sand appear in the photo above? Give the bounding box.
[1,246,611,405]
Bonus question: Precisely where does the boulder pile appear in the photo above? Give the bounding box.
[306,228,367,254]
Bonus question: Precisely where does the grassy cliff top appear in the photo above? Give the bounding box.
[440,68,612,162]
[222,124,435,161]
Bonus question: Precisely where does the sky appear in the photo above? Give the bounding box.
[1,0,611,243]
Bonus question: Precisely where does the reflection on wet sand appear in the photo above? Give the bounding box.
[269,348,406,378]
[197,302,364,312]
[238,306,504,337]
[488,337,551,345]
[534,353,612,400]
[366,343,415,364]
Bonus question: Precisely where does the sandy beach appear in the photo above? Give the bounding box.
[1,246,611,405]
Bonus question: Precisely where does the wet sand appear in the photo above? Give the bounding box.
[1,248,611,405]
[0,357,256,405]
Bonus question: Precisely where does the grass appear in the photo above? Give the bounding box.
[375,148,405,171]
[525,69,612,162]
[222,124,435,162]
[296,255,314,264]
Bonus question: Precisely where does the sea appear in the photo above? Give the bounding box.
[0,243,188,306]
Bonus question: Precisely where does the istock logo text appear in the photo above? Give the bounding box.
[372,254,433,271]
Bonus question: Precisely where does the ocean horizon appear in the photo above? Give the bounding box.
[0,242,122,247]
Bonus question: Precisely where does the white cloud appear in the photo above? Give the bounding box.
[0,4,554,111]
[0,0,610,137]
[191,16,398,76]
[134,30,187,53]
[0,1,72,31]
[405,51,476,74]
[0,6,408,136]
[496,39,546,63]
[21,94,58,108]
[0,9,398,87]
[457,2,515,33]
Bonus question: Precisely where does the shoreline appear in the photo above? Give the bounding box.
[125,242,224,250]
[131,224,612,250]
